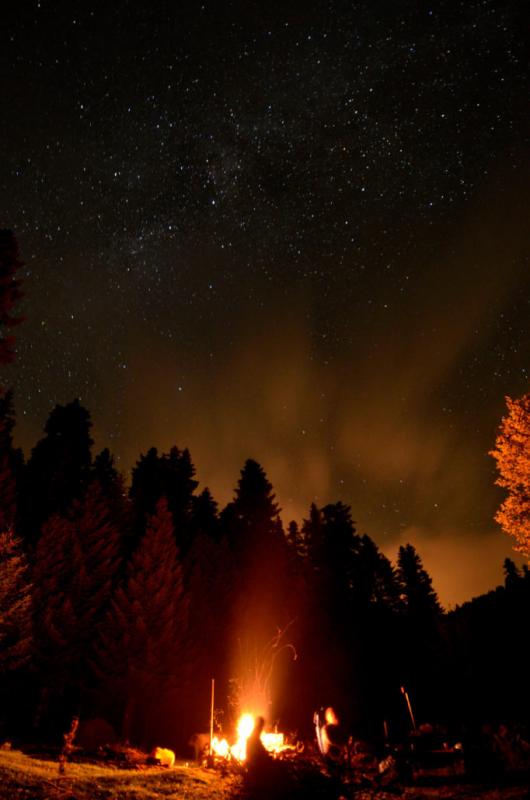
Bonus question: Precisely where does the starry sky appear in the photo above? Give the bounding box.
[1,0,529,606]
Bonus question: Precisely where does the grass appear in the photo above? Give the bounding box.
[2,749,530,800]
[0,749,243,800]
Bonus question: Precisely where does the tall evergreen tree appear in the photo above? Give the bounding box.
[95,498,188,744]
[221,460,293,717]
[73,481,124,630]
[130,447,164,518]
[503,557,522,589]
[396,543,443,721]
[352,534,402,610]
[31,481,123,728]
[0,391,24,532]
[229,458,285,566]
[32,511,83,728]
[130,446,198,553]
[397,543,442,620]
[22,399,94,546]
[189,487,218,544]
[0,530,32,673]
[302,503,323,572]
[92,448,131,558]
[0,229,24,367]
[317,501,361,604]
[164,446,198,540]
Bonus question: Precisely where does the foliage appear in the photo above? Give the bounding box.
[397,543,442,620]
[0,529,32,672]
[22,399,94,546]
[2,386,529,743]
[129,446,199,556]
[94,498,189,743]
[490,392,530,555]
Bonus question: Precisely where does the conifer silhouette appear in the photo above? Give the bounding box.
[95,498,188,741]
[0,230,24,367]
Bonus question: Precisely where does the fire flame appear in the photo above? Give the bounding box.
[210,713,287,762]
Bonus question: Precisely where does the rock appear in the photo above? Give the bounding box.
[150,746,176,768]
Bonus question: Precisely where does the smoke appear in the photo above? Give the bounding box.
[110,168,529,608]
[12,161,528,610]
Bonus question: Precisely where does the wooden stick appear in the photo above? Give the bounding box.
[209,678,215,756]
[400,686,417,731]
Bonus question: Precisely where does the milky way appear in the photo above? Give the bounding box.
[1,0,529,604]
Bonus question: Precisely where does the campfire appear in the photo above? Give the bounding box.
[207,627,298,764]
[210,713,290,763]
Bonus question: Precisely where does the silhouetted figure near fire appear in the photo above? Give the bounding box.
[315,706,346,764]
[246,716,290,799]
[246,716,270,773]
[322,707,343,761]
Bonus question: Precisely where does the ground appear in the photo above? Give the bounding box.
[1,750,529,800]
[0,749,242,800]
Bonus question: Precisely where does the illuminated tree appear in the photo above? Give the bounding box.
[32,481,123,728]
[490,393,530,556]
[95,498,188,742]
[0,530,32,673]
[0,391,24,531]
[32,511,84,725]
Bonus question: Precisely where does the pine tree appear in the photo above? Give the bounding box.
[0,229,24,367]
[397,543,442,620]
[32,512,85,702]
[93,448,121,496]
[0,530,32,673]
[396,544,443,721]
[285,520,306,570]
[164,447,198,552]
[319,501,361,600]
[229,458,285,567]
[234,458,280,525]
[130,447,163,517]
[190,487,218,541]
[31,481,123,728]
[503,557,521,589]
[223,460,293,714]
[92,448,131,558]
[490,392,530,555]
[95,498,188,742]
[130,446,199,553]
[73,481,124,631]
[352,534,402,610]
[22,399,94,545]
[302,503,323,571]
[0,391,24,532]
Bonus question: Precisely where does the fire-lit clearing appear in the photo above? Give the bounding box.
[210,713,289,762]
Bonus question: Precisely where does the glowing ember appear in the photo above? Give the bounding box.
[209,713,289,762]
[262,731,285,752]
[210,736,229,758]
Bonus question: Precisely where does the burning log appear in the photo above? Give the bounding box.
[208,712,294,765]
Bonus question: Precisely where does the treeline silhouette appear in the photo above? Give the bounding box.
[1,395,530,751]
[1,230,529,752]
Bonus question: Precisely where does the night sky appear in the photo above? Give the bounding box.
[1,0,529,606]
